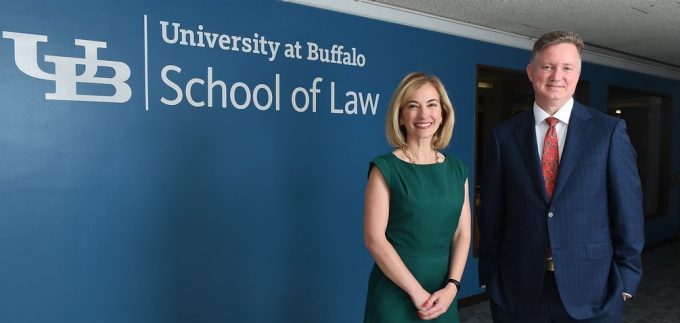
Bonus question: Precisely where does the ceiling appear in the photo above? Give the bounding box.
[372,0,680,73]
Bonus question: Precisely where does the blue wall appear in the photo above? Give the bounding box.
[0,1,678,322]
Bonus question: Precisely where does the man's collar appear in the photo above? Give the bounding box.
[533,98,573,125]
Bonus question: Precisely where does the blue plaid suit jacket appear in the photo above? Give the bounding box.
[477,102,644,320]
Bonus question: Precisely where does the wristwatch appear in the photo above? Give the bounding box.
[445,278,460,292]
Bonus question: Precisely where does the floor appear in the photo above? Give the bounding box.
[458,239,680,322]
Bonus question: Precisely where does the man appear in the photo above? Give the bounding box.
[478,31,644,322]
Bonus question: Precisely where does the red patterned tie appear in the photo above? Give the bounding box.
[542,117,559,201]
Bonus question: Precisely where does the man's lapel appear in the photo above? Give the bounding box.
[551,102,594,200]
[512,110,549,202]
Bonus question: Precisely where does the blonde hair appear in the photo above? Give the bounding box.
[385,72,455,149]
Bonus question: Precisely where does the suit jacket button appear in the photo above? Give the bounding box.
[548,212,554,218]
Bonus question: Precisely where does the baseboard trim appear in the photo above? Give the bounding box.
[643,235,680,252]
[458,292,488,309]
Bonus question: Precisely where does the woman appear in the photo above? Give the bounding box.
[363,72,471,322]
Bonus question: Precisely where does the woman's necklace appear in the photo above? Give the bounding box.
[401,146,440,164]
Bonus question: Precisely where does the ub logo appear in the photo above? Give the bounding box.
[3,31,131,103]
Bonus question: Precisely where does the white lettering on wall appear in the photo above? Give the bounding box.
[3,31,131,103]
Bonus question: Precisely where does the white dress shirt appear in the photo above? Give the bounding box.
[534,98,573,160]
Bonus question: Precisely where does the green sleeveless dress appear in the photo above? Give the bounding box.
[363,153,469,323]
